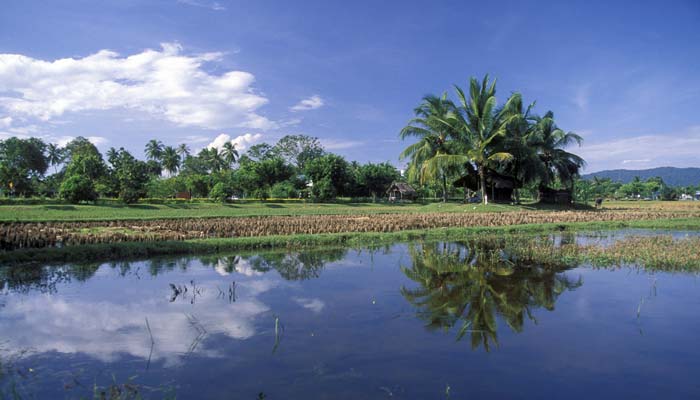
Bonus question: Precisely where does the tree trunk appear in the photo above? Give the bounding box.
[442,171,447,203]
[479,165,487,205]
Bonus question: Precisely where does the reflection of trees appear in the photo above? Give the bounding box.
[0,264,100,294]
[1,248,344,294]
[401,241,582,351]
[242,249,346,280]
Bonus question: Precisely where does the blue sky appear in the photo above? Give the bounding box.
[1,0,699,172]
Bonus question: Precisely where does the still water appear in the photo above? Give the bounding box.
[1,231,700,399]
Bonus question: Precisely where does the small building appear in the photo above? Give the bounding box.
[387,181,417,201]
[539,188,573,204]
[175,191,192,200]
[453,170,515,203]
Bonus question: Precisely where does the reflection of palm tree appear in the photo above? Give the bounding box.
[401,241,582,351]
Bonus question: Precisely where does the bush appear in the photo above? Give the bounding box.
[270,181,298,199]
[59,175,97,203]
[311,177,336,201]
[209,182,233,203]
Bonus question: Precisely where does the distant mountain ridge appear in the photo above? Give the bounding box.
[582,167,700,186]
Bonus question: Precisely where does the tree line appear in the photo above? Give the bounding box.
[0,134,401,203]
[575,176,700,202]
[400,74,585,203]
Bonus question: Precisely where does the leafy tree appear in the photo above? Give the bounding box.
[209,182,233,203]
[246,143,276,161]
[59,175,97,203]
[305,154,352,200]
[0,137,48,196]
[64,136,101,160]
[274,134,325,169]
[356,162,400,200]
[111,149,150,203]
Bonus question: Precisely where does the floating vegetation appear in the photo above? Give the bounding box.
[2,210,700,251]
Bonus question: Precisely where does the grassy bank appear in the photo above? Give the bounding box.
[3,217,700,266]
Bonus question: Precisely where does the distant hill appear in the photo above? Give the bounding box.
[582,167,700,187]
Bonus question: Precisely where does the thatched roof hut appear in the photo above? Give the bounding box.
[453,169,515,203]
[387,181,417,200]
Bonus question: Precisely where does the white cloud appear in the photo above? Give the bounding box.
[320,138,364,150]
[0,43,274,130]
[180,134,211,144]
[54,135,108,147]
[206,132,263,151]
[177,0,225,11]
[579,125,700,171]
[290,95,324,111]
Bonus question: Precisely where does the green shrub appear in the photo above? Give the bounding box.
[59,175,97,203]
[270,181,298,199]
[209,182,233,203]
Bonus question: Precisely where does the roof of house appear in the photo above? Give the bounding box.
[386,181,417,194]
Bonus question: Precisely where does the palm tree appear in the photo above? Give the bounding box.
[222,142,239,168]
[451,75,514,204]
[177,143,190,157]
[161,146,181,177]
[400,94,466,202]
[46,143,65,174]
[199,147,226,172]
[533,111,585,190]
[497,93,546,203]
[106,147,119,167]
[145,139,164,162]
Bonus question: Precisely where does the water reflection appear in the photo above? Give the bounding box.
[400,241,582,351]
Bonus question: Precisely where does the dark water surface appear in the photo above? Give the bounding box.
[1,231,700,399]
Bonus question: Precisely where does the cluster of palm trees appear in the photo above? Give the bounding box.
[400,75,585,203]
[142,139,239,176]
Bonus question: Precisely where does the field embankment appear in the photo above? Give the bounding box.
[3,209,700,251]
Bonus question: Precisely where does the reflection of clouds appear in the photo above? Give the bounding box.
[294,297,325,314]
[215,259,264,277]
[0,277,279,366]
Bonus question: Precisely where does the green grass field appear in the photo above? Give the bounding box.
[2,199,699,222]
[0,200,559,222]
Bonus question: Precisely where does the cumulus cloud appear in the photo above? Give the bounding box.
[0,116,12,128]
[0,43,274,130]
[290,95,324,111]
[206,133,263,151]
[54,135,108,147]
[579,125,700,171]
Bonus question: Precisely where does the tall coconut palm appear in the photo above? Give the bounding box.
[145,139,164,162]
[497,93,546,203]
[400,94,466,202]
[46,143,65,174]
[161,146,181,177]
[533,111,585,189]
[106,147,119,168]
[451,75,514,204]
[199,147,226,172]
[222,142,239,168]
